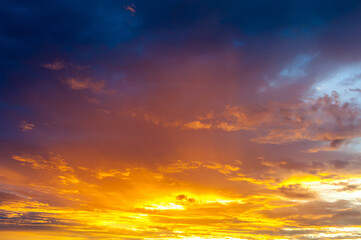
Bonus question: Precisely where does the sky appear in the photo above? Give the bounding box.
[1,0,361,239]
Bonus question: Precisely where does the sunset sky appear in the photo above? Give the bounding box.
[1,1,361,239]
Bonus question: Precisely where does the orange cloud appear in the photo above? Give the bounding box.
[182,120,212,129]
[12,154,73,173]
[18,121,35,132]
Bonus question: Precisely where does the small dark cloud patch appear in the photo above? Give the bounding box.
[176,194,195,203]
[278,184,317,199]
[332,181,361,192]
[176,194,187,201]
[338,184,361,192]
[329,138,347,149]
[349,88,361,93]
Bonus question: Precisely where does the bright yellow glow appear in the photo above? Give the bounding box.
[2,155,361,239]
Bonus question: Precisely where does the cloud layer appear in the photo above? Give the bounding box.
[1,0,361,239]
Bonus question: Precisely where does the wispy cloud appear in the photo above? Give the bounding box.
[18,121,35,132]
[124,4,136,15]
[65,77,105,91]
[12,154,73,173]
[41,60,67,70]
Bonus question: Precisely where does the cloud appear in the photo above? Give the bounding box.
[261,199,361,226]
[124,4,136,14]
[266,53,317,89]
[182,121,212,130]
[136,91,361,152]
[95,169,130,180]
[203,162,241,175]
[65,77,105,91]
[261,160,287,167]
[41,60,89,71]
[158,160,241,176]
[126,91,361,152]
[278,184,317,199]
[336,184,361,192]
[126,105,264,132]
[0,198,75,232]
[311,62,361,105]
[12,154,73,173]
[175,194,195,203]
[12,155,48,170]
[251,92,361,149]
[280,54,316,79]
[18,121,35,132]
[330,180,361,192]
[216,105,260,131]
[125,109,212,130]
[349,88,361,93]
[304,139,349,153]
[0,191,23,204]
[158,160,201,173]
[41,60,67,71]
[3,1,361,239]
